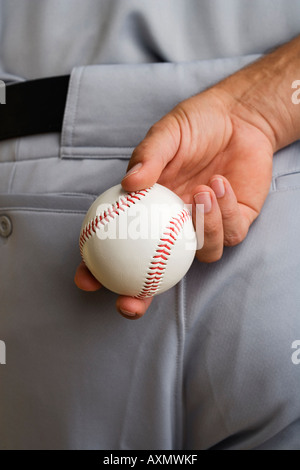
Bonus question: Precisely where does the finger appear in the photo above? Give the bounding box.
[116,295,154,320]
[210,176,252,246]
[121,113,181,192]
[74,261,102,291]
[193,187,224,263]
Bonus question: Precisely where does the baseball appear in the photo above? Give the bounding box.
[79,183,197,298]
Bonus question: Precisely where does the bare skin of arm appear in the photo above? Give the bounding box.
[75,34,300,319]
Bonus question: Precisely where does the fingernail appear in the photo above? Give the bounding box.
[194,192,212,213]
[211,178,225,198]
[120,309,137,317]
[122,162,142,181]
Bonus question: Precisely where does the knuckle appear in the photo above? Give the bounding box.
[130,143,144,160]
[224,230,245,247]
[133,139,149,154]
[146,117,180,153]
[147,122,162,136]
[221,206,238,221]
[148,116,176,135]
[204,221,222,240]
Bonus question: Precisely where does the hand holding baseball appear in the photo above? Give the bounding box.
[75,87,273,318]
[75,36,300,319]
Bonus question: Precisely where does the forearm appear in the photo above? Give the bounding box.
[215,34,300,152]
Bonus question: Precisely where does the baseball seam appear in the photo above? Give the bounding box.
[135,208,191,298]
[79,188,151,257]
[79,188,192,298]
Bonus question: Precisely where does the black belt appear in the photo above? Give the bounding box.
[0,75,70,141]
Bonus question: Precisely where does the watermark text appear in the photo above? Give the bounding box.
[291,80,300,104]
[0,80,5,104]
[94,200,204,250]
[0,340,6,364]
[291,340,300,365]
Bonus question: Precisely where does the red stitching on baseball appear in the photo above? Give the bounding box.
[80,188,191,299]
[79,188,151,257]
[135,208,191,299]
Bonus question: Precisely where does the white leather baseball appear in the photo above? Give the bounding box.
[79,183,197,298]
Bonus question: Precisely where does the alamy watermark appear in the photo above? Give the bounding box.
[291,340,300,365]
[291,80,300,104]
[94,201,204,250]
[0,340,6,364]
[0,80,5,104]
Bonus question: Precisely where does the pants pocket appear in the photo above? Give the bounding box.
[0,192,179,450]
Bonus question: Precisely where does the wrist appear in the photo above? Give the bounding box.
[212,36,300,152]
[213,74,278,152]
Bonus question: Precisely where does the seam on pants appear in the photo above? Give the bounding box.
[7,162,16,194]
[174,277,186,449]
[271,178,277,191]
[0,207,88,215]
[61,66,84,150]
[7,138,20,193]
[272,167,300,179]
[71,67,85,149]
[270,185,300,194]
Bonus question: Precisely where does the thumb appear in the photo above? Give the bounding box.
[121,113,181,191]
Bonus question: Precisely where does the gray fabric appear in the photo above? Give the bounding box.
[61,55,261,159]
[0,0,300,450]
[1,0,300,80]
